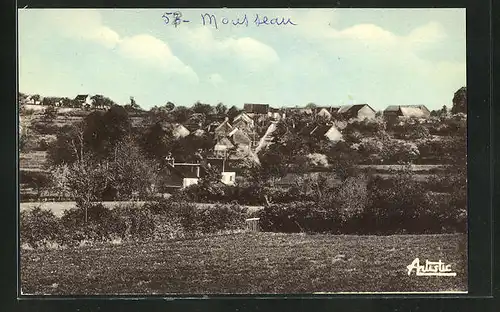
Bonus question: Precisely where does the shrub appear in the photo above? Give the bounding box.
[111,203,156,239]
[20,207,63,248]
[60,203,123,244]
[198,204,248,233]
[258,201,337,233]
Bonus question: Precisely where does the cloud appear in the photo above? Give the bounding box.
[180,26,280,70]
[208,73,225,87]
[117,34,198,82]
[42,9,198,82]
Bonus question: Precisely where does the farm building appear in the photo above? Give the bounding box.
[161,157,236,189]
[214,137,235,157]
[244,103,270,117]
[337,104,376,120]
[267,107,285,120]
[383,105,431,118]
[316,107,340,119]
[309,124,343,142]
[233,113,254,132]
[74,94,93,107]
[214,118,233,139]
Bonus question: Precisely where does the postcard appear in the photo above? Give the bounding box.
[18,8,467,295]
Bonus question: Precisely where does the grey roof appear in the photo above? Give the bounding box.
[74,94,89,101]
[244,103,270,114]
[337,104,375,115]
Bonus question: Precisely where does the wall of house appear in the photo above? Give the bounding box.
[325,126,343,142]
[317,109,332,119]
[357,106,376,120]
[221,172,236,186]
[183,178,199,188]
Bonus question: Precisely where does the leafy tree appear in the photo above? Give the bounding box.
[192,101,214,116]
[18,92,29,105]
[108,136,161,200]
[171,106,192,123]
[31,94,41,103]
[64,156,111,223]
[141,123,173,160]
[101,105,132,155]
[215,102,227,116]
[124,96,142,112]
[305,102,317,109]
[60,97,73,108]
[452,86,466,114]
[227,106,241,120]
[164,101,175,111]
[91,94,117,109]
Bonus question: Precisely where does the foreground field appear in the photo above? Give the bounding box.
[20,233,467,295]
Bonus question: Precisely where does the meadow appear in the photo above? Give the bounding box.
[20,232,467,295]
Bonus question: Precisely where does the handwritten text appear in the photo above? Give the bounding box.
[163,12,297,29]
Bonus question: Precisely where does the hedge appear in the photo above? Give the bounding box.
[20,201,249,248]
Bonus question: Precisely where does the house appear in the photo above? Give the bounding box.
[28,95,41,105]
[214,137,235,157]
[316,107,340,119]
[267,107,285,120]
[337,104,376,120]
[309,124,343,142]
[243,103,270,117]
[161,123,190,139]
[214,118,233,139]
[233,112,255,129]
[383,105,431,118]
[161,157,236,189]
[74,94,92,107]
[172,124,190,139]
[286,107,314,116]
[229,128,252,147]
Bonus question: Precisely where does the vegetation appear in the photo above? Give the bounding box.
[20,233,467,294]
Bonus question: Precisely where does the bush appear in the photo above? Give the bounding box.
[20,207,63,248]
[198,204,248,233]
[60,203,123,244]
[111,203,156,239]
[258,171,466,235]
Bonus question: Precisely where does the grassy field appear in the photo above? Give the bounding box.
[20,233,467,295]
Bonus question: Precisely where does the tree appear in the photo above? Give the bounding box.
[141,123,173,160]
[19,92,29,105]
[42,106,58,121]
[31,94,41,104]
[192,101,214,116]
[227,106,241,120]
[60,97,73,108]
[124,96,142,112]
[65,155,110,223]
[164,101,175,112]
[305,102,317,109]
[171,106,192,123]
[440,105,448,116]
[452,86,466,114]
[108,136,161,200]
[91,94,117,109]
[42,97,56,106]
[215,102,227,116]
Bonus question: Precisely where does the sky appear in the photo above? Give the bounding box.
[18,8,466,111]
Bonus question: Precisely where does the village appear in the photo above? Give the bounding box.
[19,90,465,198]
